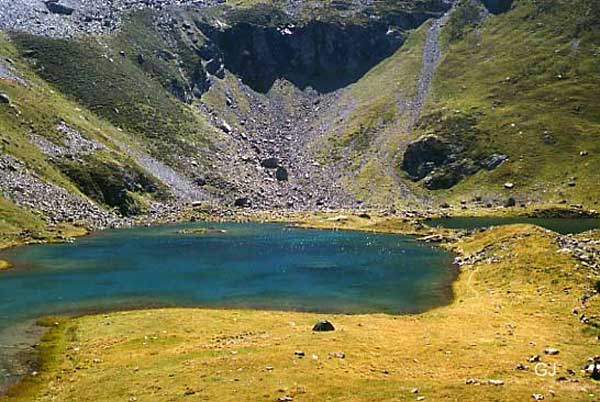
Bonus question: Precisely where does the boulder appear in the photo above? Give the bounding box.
[234,197,252,208]
[219,121,232,134]
[402,135,449,181]
[193,177,207,187]
[276,166,289,181]
[586,356,600,380]
[261,157,280,169]
[424,168,461,190]
[483,154,509,170]
[312,320,335,332]
[0,93,10,104]
[45,1,75,15]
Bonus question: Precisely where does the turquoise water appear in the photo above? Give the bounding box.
[0,223,456,332]
[427,217,600,234]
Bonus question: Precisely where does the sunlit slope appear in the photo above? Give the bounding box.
[319,0,599,209]
[415,0,600,207]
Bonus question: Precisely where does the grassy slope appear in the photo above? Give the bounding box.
[315,22,431,207]
[415,0,600,207]
[10,11,221,170]
[4,223,599,401]
[319,0,599,209]
[0,27,190,245]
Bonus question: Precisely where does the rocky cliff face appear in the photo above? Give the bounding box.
[481,0,513,14]
[199,21,406,93]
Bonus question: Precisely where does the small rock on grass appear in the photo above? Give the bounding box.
[544,348,559,355]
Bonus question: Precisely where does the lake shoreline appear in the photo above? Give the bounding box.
[1,207,599,399]
[3,223,598,401]
[0,217,458,396]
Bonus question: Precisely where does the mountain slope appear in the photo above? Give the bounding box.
[316,0,600,209]
[1,0,599,245]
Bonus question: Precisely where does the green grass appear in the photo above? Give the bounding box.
[10,12,219,167]
[312,0,600,209]
[419,0,600,207]
[0,196,88,251]
[0,29,182,233]
[314,21,431,206]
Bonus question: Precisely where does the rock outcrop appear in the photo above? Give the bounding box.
[481,0,514,14]
[198,20,406,93]
[401,135,508,190]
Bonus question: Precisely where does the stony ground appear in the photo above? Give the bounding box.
[0,0,220,38]
[0,154,117,229]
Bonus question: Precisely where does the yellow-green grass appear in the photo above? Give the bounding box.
[315,20,431,207]
[0,260,11,271]
[0,195,88,253]
[422,0,600,208]
[3,224,599,401]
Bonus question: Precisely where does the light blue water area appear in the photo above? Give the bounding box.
[427,217,600,235]
[0,222,456,332]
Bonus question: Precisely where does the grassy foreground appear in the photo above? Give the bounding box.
[2,221,599,401]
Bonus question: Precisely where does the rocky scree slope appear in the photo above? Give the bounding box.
[0,0,451,228]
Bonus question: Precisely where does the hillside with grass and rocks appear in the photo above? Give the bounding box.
[0,0,599,243]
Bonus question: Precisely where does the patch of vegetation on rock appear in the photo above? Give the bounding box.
[55,156,165,216]
[178,227,227,235]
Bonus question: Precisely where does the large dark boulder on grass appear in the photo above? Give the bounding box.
[402,135,449,181]
[313,320,335,332]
